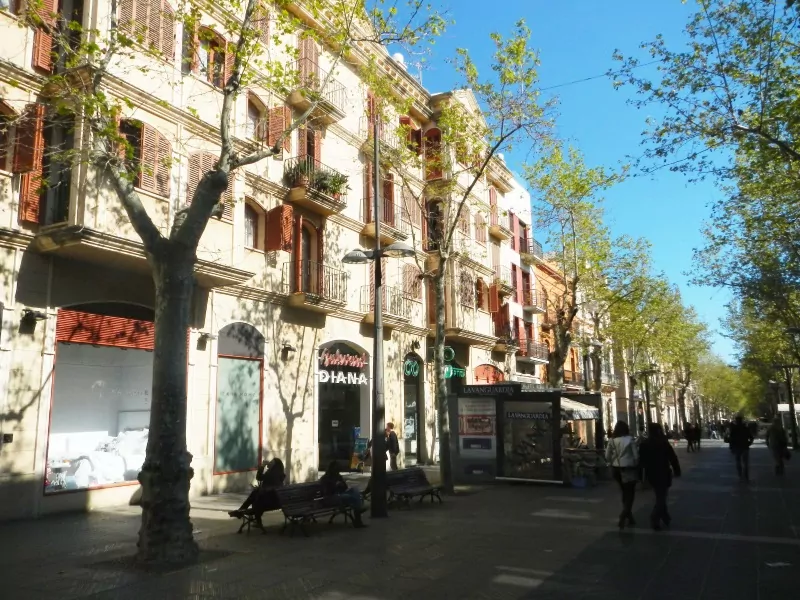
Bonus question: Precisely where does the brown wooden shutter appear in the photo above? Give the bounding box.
[264,204,293,251]
[489,186,497,207]
[155,130,171,197]
[313,129,322,163]
[512,213,520,250]
[316,224,325,295]
[148,0,161,49]
[283,106,292,152]
[224,39,235,86]
[185,153,201,204]
[15,104,46,225]
[32,0,57,72]
[162,1,176,60]
[139,123,158,192]
[297,126,307,158]
[256,4,270,44]
[363,161,373,222]
[515,265,524,304]
[516,317,525,352]
[488,284,499,313]
[267,106,285,149]
[293,215,303,291]
[382,173,394,226]
[119,0,135,32]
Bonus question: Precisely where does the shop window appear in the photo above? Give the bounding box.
[0,100,14,171]
[215,322,265,474]
[183,26,233,88]
[243,198,263,250]
[119,119,172,198]
[186,151,234,220]
[119,0,176,60]
[44,308,156,494]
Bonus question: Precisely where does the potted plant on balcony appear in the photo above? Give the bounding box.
[313,170,349,200]
[284,159,313,188]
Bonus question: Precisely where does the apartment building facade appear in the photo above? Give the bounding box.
[0,1,554,519]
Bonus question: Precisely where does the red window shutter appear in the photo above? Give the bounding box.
[13,103,45,174]
[489,187,497,206]
[283,106,292,152]
[56,310,155,350]
[363,161,373,222]
[293,215,303,291]
[264,204,293,251]
[424,128,442,180]
[148,0,161,49]
[516,318,526,352]
[382,173,394,225]
[139,123,158,192]
[488,284,499,313]
[135,0,148,26]
[298,126,308,158]
[256,4,270,45]
[225,39,235,86]
[155,130,172,197]
[31,0,57,72]
[369,261,375,307]
[119,0,135,32]
[267,106,285,149]
[313,129,322,163]
[515,265,524,304]
[512,213,520,250]
[317,223,324,264]
[186,153,201,204]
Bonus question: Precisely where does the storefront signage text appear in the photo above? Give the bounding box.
[444,365,466,378]
[463,385,517,396]
[506,411,550,420]
[319,349,368,369]
[319,370,369,386]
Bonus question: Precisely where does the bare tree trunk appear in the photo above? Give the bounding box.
[136,243,199,565]
[433,265,454,494]
[547,334,567,388]
[677,387,688,430]
[592,350,602,392]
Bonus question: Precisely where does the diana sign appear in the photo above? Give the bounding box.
[318,370,369,386]
[319,349,368,369]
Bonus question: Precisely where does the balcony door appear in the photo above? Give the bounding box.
[301,225,313,293]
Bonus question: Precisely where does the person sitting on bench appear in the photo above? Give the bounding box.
[228,458,286,525]
[320,461,367,528]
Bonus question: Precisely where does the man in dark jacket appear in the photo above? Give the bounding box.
[386,423,401,471]
[640,423,682,530]
[729,415,754,481]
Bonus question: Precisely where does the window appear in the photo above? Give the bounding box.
[399,115,421,155]
[475,213,487,244]
[402,186,422,228]
[244,201,260,250]
[423,128,442,181]
[457,211,469,236]
[119,0,176,60]
[403,264,423,300]
[30,0,84,73]
[119,119,172,198]
[246,96,268,141]
[183,26,232,88]
[186,151,234,220]
[459,270,474,307]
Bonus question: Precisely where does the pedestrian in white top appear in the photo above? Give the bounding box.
[605,421,640,529]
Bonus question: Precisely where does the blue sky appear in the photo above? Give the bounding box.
[393,0,736,361]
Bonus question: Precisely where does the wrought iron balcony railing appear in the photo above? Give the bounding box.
[282,260,348,302]
[284,155,349,204]
[289,58,347,114]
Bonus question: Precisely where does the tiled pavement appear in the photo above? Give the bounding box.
[0,441,798,599]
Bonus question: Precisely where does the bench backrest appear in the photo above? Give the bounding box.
[276,481,323,506]
[386,467,431,487]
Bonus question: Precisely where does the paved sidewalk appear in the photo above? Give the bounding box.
[0,442,797,599]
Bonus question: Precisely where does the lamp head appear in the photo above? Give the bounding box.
[381,241,416,259]
[342,248,375,264]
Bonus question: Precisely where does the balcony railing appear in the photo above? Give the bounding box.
[289,58,347,115]
[359,285,412,320]
[518,338,549,362]
[494,265,513,288]
[359,117,399,151]
[281,260,348,301]
[602,371,617,386]
[362,191,400,229]
[564,370,584,386]
[284,156,349,205]
[522,288,546,312]
[489,206,512,239]
[520,237,544,262]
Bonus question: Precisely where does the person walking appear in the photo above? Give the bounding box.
[640,423,681,531]
[386,422,400,471]
[766,417,789,475]
[685,423,695,452]
[729,414,754,481]
[605,421,640,529]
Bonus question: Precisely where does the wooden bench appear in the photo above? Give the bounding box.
[276,481,354,537]
[386,467,442,507]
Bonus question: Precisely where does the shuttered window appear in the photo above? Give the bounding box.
[254,3,270,45]
[244,200,262,250]
[12,103,46,224]
[56,309,155,350]
[266,105,292,152]
[475,212,487,244]
[459,270,474,307]
[183,26,234,88]
[402,186,422,228]
[264,204,293,252]
[0,102,12,170]
[475,279,489,312]
[119,0,176,60]
[120,120,172,198]
[246,95,269,141]
[31,0,57,72]
[403,264,423,300]
[186,152,234,220]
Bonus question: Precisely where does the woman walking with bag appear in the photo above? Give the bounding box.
[605,421,640,530]
[640,423,681,530]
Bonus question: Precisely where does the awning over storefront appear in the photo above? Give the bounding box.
[561,397,599,420]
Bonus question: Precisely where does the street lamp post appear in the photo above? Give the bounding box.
[342,115,416,517]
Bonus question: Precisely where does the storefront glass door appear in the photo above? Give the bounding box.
[502,400,557,481]
[215,357,261,473]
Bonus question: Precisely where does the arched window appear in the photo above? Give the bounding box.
[119,119,172,197]
[119,0,176,60]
